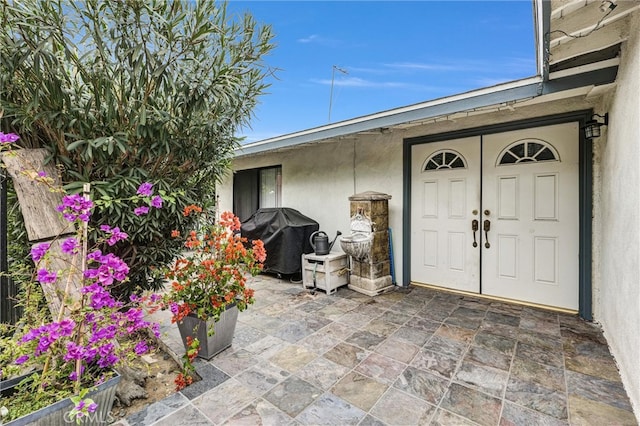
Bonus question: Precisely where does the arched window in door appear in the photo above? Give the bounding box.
[422,150,467,171]
[497,139,560,165]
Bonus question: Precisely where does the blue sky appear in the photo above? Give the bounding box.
[226,1,536,142]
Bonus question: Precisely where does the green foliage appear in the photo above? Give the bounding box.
[0,0,276,291]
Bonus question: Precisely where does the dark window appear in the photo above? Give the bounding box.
[498,140,559,165]
[423,150,467,171]
[233,166,282,222]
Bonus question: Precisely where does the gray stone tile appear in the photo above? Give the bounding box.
[454,359,509,397]
[357,414,387,426]
[390,325,433,346]
[345,330,386,350]
[331,371,388,412]
[295,392,366,425]
[445,307,486,329]
[210,348,260,376]
[336,311,374,328]
[568,394,638,426]
[382,310,413,325]
[465,345,512,371]
[268,344,317,373]
[296,356,351,390]
[520,315,561,337]
[431,408,477,426]
[232,324,268,347]
[474,330,516,356]
[480,321,520,339]
[362,318,400,338]
[440,383,503,426]
[126,392,189,425]
[222,398,294,425]
[434,323,476,344]
[192,379,257,424]
[410,348,459,379]
[423,335,467,359]
[516,341,564,368]
[511,357,565,392]
[244,335,288,359]
[323,342,369,368]
[393,366,448,405]
[298,330,340,355]
[374,337,419,363]
[355,352,407,385]
[153,405,213,426]
[500,401,569,426]
[566,370,634,412]
[181,363,230,400]
[235,361,290,396]
[408,316,441,332]
[370,387,435,426]
[518,329,563,351]
[505,376,568,420]
[485,311,521,327]
[272,320,316,343]
[264,376,323,417]
[317,321,356,340]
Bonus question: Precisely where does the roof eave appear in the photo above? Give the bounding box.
[235,77,543,157]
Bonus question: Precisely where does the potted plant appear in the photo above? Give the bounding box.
[162,207,265,386]
[0,131,165,425]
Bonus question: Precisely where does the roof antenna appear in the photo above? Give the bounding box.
[329,65,348,123]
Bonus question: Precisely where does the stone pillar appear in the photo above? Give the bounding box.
[347,191,394,296]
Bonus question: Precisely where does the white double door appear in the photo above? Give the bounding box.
[410,122,579,310]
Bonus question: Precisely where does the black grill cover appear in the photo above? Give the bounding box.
[241,208,319,275]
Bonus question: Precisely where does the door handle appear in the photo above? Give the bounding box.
[472,219,479,247]
[483,219,491,248]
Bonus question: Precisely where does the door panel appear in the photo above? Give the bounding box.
[481,122,579,309]
[411,138,481,293]
[410,122,580,310]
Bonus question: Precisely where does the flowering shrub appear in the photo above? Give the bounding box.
[0,132,164,422]
[163,207,266,387]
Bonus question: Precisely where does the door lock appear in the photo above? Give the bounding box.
[472,219,479,247]
[483,219,491,248]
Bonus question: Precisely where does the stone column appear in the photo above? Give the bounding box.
[347,191,394,296]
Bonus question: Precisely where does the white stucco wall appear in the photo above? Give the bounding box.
[218,132,406,283]
[593,9,640,419]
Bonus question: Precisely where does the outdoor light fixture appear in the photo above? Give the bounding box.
[583,113,609,139]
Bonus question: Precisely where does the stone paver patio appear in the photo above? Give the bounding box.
[120,274,637,426]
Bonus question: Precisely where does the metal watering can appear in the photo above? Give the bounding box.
[309,230,342,255]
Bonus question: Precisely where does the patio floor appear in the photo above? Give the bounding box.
[121,274,637,426]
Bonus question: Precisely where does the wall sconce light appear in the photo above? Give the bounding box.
[583,113,608,139]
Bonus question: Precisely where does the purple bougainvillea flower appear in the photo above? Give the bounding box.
[56,194,93,223]
[0,132,20,143]
[37,268,57,284]
[87,403,98,413]
[106,226,128,246]
[150,195,163,208]
[134,341,148,355]
[31,242,50,263]
[61,237,79,254]
[134,206,149,216]
[136,182,153,197]
[15,355,29,365]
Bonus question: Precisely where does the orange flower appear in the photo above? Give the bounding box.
[183,205,203,217]
[220,211,241,231]
[171,229,180,238]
